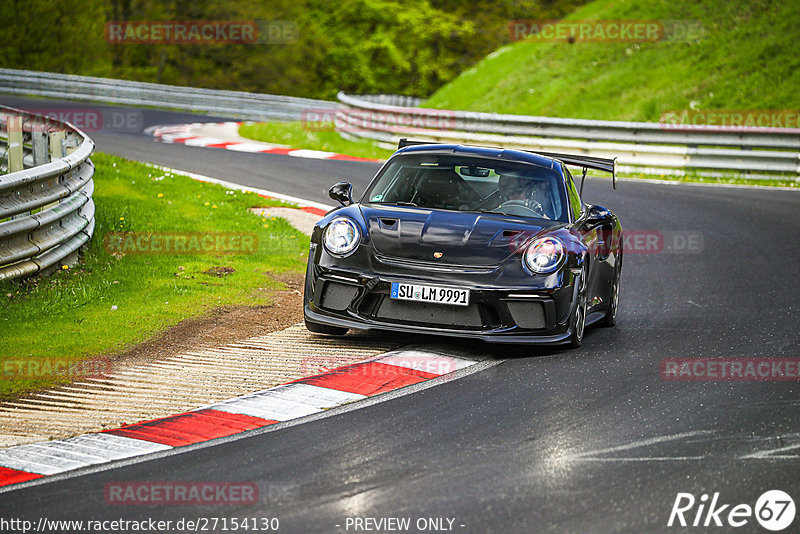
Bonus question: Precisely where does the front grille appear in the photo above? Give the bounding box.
[373,298,483,329]
[506,300,546,330]
[319,281,359,311]
[373,252,497,274]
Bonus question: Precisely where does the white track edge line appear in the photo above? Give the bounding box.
[142,162,336,212]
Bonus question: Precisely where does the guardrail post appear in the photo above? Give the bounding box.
[7,115,23,173]
[31,119,49,166]
[796,154,800,183]
[49,130,65,160]
[64,134,79,155]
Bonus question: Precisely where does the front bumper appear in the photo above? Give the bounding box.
[304,250,582,345]
[304,306,576,345]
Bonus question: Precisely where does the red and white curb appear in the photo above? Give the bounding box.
[149,122,382,163]
[0,347,484,490]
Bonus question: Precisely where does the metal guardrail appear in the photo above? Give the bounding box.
[0,106,95,281]
[1,70,795,179]
[337,93,800,179]
[0,69,335,121]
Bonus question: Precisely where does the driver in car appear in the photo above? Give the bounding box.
[497,174,550,218]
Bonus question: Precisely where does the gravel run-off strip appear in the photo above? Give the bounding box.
[0,325,403,448]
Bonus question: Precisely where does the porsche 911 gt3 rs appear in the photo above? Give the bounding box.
[303,140,623,347]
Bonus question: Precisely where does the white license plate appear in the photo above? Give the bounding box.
[390,282,470,307]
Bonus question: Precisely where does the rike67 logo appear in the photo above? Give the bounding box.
[668,490,795,531]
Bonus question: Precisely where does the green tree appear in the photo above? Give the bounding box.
[0,0,588,99]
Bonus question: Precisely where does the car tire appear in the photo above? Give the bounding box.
[305,318,349,336]
[568,271,587,349]
[600,254,622,328]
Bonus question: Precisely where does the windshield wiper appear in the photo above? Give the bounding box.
[467,209,504,216]
[376,201,420,207]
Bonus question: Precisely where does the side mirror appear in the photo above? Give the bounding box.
[329,182,353,206]
[585,204,612,228]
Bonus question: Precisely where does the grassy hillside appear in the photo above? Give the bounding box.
[424,0,800,121]
[0,0,584,101]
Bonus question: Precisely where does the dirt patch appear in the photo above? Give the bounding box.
[106,271,305,371]
[203,266,236,277]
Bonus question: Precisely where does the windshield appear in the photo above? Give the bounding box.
[363,153,568,222]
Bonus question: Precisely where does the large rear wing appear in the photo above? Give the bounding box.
[397,138,617,190]
[526,150,617,190]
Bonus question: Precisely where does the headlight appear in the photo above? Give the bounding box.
[323,217,360,256]
[524,236,565,274]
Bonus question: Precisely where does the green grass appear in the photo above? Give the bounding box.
[618,171,799,188]
[238,121,394,160]
[0,153,309,400]
[424,0,800,121]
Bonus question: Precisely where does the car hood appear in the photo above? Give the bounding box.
[360,205,559,266]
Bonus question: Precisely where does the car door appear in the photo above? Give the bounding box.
[563,165,606,309]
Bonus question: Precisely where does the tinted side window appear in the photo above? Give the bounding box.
[563,165,583,221]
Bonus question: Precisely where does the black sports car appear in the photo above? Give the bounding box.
[303,140,623,347]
